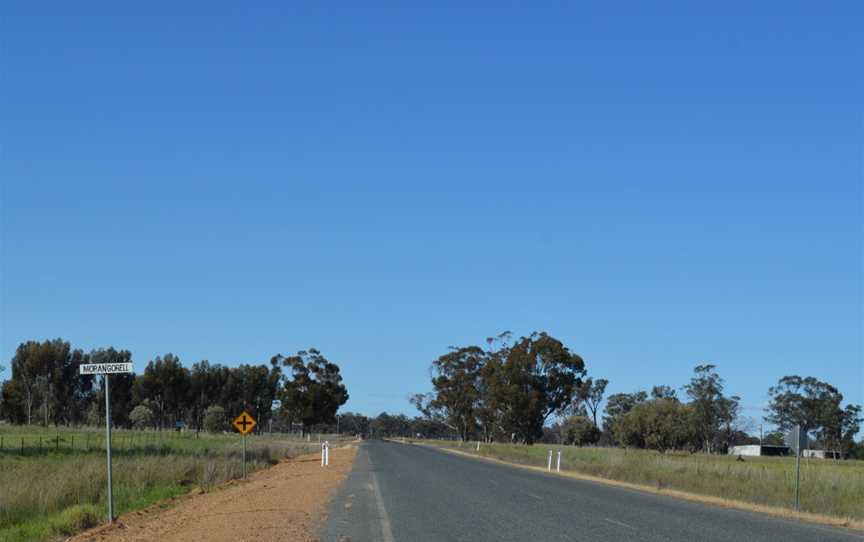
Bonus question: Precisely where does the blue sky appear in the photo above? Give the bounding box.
[2,2,862,427]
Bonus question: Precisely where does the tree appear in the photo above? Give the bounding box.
[650,385,678,401]
[0,379,26,424]
[684,365,738,453]
[576,378,608,428]
[203,405,228,432]
[559,415,600,446]
[0,364,5,417]
[272,348,348,433]
[189,360,223,430]
[482,332,586,444]
[88,348,136,428]
[7,339,88,426]
[370,412,411,438]
[616,399,697,452]
[849,440,864,461]
[602,391,647,443]
[766,376,863,454]
[133,354,190,430]
[336,412,371,437]
[129,404,154,430]
[425,346,486,441]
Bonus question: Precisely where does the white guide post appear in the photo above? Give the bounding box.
[556,451,561,473]
[547,450,553,471]
[321,441,330,466]
[476,441,480,452]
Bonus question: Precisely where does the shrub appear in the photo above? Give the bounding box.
[129,405,154,430]
[203,406,227,433]
[52,505,100,535]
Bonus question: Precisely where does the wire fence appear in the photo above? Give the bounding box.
[0,429,341,457]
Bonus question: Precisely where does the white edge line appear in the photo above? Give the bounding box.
[369,456,396,542]
[604,518,636,530]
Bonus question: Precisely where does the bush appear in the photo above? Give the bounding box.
[203,406,227,433]
[129,405,154,430]
[616,399,697,452]
[560,416,600,446]
[52,505,101,535]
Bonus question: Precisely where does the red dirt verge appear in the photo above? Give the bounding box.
[68,446,357,542]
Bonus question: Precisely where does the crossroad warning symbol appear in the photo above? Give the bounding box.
[233,411,257,435]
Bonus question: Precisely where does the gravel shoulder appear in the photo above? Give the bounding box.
[69,445,357,542]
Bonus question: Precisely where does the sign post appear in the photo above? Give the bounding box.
[785,424,808,511]
[104,374,113,522]
[232,411,257,479]
[79,362,134,523]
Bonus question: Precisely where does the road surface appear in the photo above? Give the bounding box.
[322,440,863,542]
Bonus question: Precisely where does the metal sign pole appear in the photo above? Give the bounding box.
[794,425,801,511]
[104,374,114,522]
[242,434,247,479]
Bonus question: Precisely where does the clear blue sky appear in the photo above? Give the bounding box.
[2,2,862,427]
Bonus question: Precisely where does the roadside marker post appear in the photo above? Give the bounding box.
[556,451,561,473]
[232,411,257,479]
[321,441,330,466]
[79,362,134,523]
[547,450,553,471]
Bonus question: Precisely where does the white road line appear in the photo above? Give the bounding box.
[369,457,396,542]
[604,518,636,530]
[525,492,543,501]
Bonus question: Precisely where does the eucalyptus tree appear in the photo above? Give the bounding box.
[482,332,586,444]
[684,364,738,453]
[272,348,348,433]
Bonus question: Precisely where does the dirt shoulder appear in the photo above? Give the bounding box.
[69,446,357,542]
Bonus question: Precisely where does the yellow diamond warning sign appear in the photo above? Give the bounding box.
[232,411,257,435]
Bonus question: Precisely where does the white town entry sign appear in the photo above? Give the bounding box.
[79,363,134,375]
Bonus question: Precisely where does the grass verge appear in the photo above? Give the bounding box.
[0,427,338,542]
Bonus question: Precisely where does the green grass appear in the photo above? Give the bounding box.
[0,424,339,542]
[418,439,864,521]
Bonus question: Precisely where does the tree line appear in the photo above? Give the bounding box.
[0,338,348,434]
[414,331,864,456]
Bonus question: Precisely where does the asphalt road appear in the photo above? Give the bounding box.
[321,440,863,542]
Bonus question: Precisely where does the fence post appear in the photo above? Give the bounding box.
[21,437,24,455]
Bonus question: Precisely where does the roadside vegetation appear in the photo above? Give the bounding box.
[388,331,864,524]
[0,425,332,542]
[418,439,864,521]
[0,338,354,542]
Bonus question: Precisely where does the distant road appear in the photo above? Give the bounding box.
[322,440,862,542]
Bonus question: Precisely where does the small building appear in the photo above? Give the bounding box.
[728,444,791,457]
[802,449,846,460]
